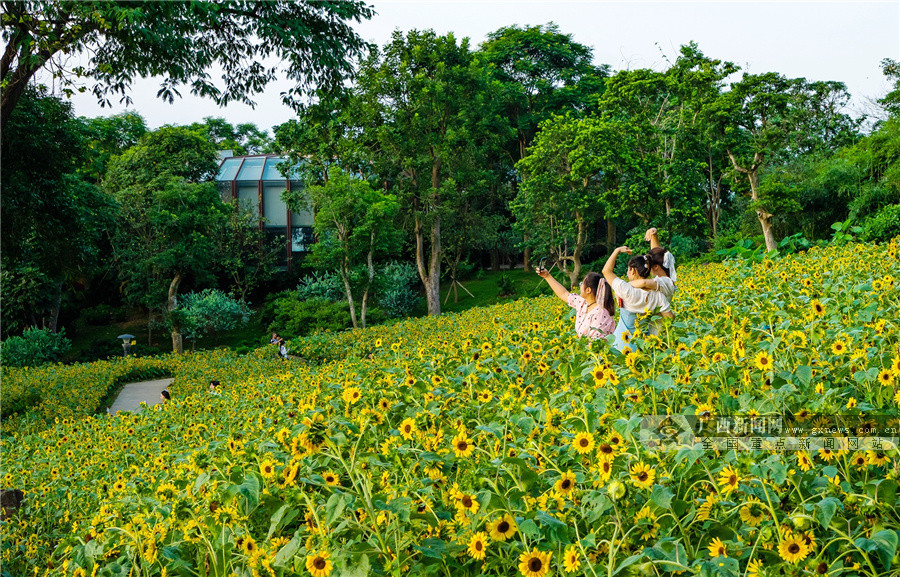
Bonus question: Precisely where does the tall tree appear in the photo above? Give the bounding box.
[353,29,501,315]
[291,167,402,329]
[78,111,148,183]
[188,117,274,155]
[105,126,226,354]
[1,0,374,129]
[1,87,114,336]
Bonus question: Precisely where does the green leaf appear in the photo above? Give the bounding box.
[415,539,447,559]
[335,552,370,577]
[815,497,841,528]
[612,553,644,576]
[325,492,351,526]
[518,518,540,538]
[794,365,812,386]
[872,529,898,569]
[273,533,302,567]
[651,484,674,509]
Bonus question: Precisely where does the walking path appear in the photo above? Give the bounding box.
[108,378,173,415]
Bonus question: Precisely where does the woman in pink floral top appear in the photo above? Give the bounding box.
[535,268,615,339]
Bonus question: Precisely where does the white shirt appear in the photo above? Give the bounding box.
[611,278,672,314]
[653,276,676,300]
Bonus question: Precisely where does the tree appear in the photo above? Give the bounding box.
[480,23,609,162]
[176,289,250,349]
[352,30,503,315]
[105,126,227,354]
[1,0,375,129]
[78,111,148,183]
[0,87,114,336]
[292,167,402,329]
[189,117,274,155]
[513,114,642,286]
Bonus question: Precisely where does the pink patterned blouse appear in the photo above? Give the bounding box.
[566,293,615,339]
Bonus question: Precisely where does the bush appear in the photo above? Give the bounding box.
[497,273,516,297]
[296,271,344,302]
[267,296,351,338]
[861,203,900,242]
[1,327,71,368]
[377,261,421,318]
[176,289,250,342]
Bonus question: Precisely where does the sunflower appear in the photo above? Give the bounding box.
[467,532,488,560]
[810,299,825,317]
[877,369,894,387]
[866,450,889,466]
[695,402,715,421]
[623,386,643,404]
[322,471,340,486]
[399,418,416,440]
[554,470,577,496]
[778,532,809,563]
[739,497,765,526]
[571,432,595,455]
[342,387,361,404]
[845,397,857,409]
[635,506,659,541]
[717,466,740,495]
[707,537,727,558]
[452,433,474,458]
[630,462,655,490]
[305,550,333,577]
[747,558,764,577]
[830,340,847,355]
[518,548,551,577]
[891,355,900,376]
[562,546,581,573]
[487,514,518,541]
[456,492,479,515]
[259,457,277,480]
[754,351,773,371]
[797,451,813,472]
[850,451,868,468]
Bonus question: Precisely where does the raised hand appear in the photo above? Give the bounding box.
[644,228,657,242]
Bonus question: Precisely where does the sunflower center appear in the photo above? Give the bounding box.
[475,541,483,551]
[788,543,800,554]
[638,472,648,482]
[561,479,572,490]
[529,558,543,571]
[498,521,509,532]
[457,441,468,451]
[579,438,589,447]
[314,558,326,569]
[462,496,472,508]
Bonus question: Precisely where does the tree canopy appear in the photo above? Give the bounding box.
[0,0,375,128]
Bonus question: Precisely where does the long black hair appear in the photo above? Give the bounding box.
[646,246,670,277]
[627,255,652,278]
[582,272,615,317]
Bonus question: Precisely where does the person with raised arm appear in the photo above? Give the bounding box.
[535,265,615,340]
[602,246,675,352]
[629,228,677,299]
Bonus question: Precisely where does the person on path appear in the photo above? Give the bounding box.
[629,228,677,299]
[535,267,615,340]
[602,246,674,352]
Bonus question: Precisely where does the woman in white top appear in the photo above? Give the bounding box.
[629,228,676,300]
[602,246,674,352]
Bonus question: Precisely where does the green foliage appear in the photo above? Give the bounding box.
[296,271,345,302]
[1,327,71,368]
[377,262,422,318]
[0,88,115,334]
[77,111,148,183]
[1,1,375,128]
[176,289,250,342]
[861,204,900,242]
[188,117,274,155]
[266,296,350,338]
[496,273,517,297]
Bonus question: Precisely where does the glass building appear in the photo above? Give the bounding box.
[215,153,314,269]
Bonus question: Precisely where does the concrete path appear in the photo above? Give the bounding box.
[108,378,174,415]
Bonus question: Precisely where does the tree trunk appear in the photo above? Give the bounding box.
[523,237,531,271]
[341,261,358,329]
[748,170,777,252]
[48,281,63,333]
[360,236,375,329]
[490,249,500,273]
[415,215,442,316]
[167,273,183,355]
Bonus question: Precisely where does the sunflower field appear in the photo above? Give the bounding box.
[1,240,899,577]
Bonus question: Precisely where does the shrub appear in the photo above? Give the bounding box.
[377,261,421,318]
[176,289,250,342]
[266,296,351,338]
[497,273,516,297]
[79,303,128,325]
[861,203,900,242]
[295,270,344,302]
[0,327,71,368]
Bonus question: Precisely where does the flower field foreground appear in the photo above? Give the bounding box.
[2,240,899,577]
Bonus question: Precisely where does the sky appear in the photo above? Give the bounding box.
[61,0,900,132]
